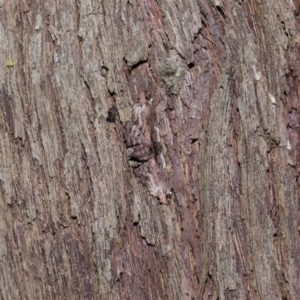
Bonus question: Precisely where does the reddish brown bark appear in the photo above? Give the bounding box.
[0,0,300,299]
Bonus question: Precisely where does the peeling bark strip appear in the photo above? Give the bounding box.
[125,103,169,204]
[0,0,300,299]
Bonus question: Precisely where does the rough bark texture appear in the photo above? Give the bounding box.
[0,0,300,299]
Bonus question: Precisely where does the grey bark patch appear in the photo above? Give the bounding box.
[156,57,186,94]
[125,103,170,204]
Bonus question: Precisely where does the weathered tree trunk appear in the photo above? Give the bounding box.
[1,0,300,299]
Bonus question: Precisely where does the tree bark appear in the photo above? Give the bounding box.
[0,0,300,299]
